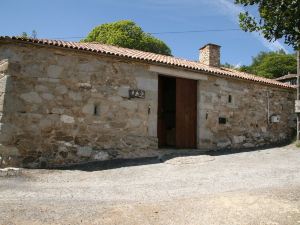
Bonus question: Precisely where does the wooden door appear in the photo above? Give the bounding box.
[176,77,197,148]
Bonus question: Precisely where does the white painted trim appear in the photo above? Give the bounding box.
[149,65,208,81]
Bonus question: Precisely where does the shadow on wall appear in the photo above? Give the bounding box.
[49,140,293,172]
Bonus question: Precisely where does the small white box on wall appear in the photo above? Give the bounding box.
[270,115,280,123]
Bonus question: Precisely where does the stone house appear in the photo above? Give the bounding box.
[275,73,297,86]
[0,36,296,168]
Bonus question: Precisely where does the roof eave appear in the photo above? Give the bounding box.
[0,36,295,91]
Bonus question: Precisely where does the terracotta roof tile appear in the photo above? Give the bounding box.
[0,36,295,90]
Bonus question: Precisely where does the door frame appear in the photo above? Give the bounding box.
[157,74,198,149]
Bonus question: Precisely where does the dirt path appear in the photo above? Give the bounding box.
[1,145,300,224]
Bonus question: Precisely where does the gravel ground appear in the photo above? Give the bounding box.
[1,145,300,225]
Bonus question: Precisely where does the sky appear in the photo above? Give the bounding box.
[0,0,294,66]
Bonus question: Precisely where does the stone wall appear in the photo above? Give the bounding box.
[0,42,158,167]
[197,76,296,150]
[0,41,296,168]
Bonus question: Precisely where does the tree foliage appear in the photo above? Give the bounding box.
[82,20,172,56]
[222,62,237,69]
[235,0,300,49]
[20,32,28,38]
[18,30,38,39]
[32,30,37,39]
[239,50,297,78]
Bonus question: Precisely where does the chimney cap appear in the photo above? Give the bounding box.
[199,43,221,50]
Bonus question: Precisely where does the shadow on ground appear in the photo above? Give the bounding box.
[49,141,293,172]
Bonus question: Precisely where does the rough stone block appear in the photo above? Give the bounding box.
[118,86,130,98]
[136,77,157,91]
[51,108,64,114]
[215,79,228,86]
[92,151,109,161]
[120,100,138,111]
[39,118,52,128]
[108,96,122,102]
[128,118,142,127]
[0,144,20,156]
[233,136,245,144]
[47,65,63,78]
[35,85,49,92]
[41,93,54,100]
[77,146,92,158]
[60,115,75,124]
[20,92,42,104]
[243,143,255,148]
[78,63,92,72]
[38,78,60,83]
[55,85,68,94]
[217,140,231,148]
[68,91,82,101]
[82,103,94,115]
[78,83,92,90]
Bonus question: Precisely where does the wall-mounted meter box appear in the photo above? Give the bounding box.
[270,115,280,123]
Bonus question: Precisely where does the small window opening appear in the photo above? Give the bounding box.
[18,110,26,114]
[228,95,232,103]
[94,105,99,116]
[219,117,227,124]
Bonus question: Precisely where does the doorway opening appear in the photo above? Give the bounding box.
[158,75,197,149]
[158,76,176,147]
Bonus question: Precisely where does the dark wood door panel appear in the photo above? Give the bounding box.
[176,77,197,148]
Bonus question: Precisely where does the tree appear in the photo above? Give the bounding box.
[239,50,297,78]
[20,32,28,38]
[18,30,37,39]
[234,0,300,140]
[235,0,299,49]
[82,20,172,56]
[222,62,236,69]
[32,30,37,39]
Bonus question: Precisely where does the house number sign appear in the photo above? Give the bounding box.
[129,89,145,99]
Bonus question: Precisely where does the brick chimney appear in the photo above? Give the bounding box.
[199,43,221,67]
